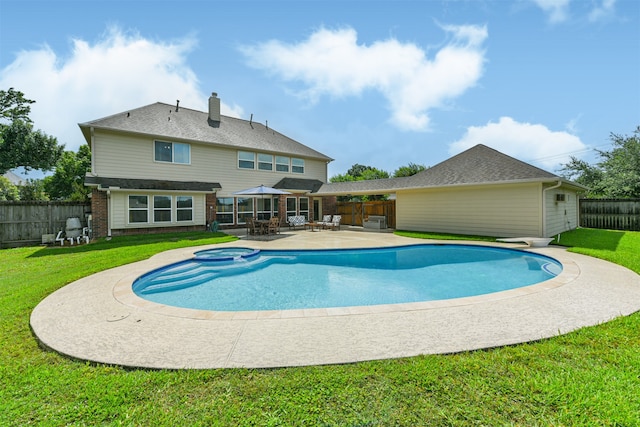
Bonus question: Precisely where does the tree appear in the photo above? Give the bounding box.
[19,178,49,201]
[330,163,390,201]
[0,88,64,174]
[43,144,91,201]
[561,126,640,198]
[393,162,427,177]
[0,88,34,123]
[0,176,20,201]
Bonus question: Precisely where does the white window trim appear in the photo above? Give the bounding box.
[154,140,191,165]
[238,151,256,170]
[176,196,194,222]
[292,157,305,174]
[216,197,235,225]
[275,155,290,173]
[153,195,172,223]
[257,153,274,171]
[128,195,149,224]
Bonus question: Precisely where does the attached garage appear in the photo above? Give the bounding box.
[315,144,586,238]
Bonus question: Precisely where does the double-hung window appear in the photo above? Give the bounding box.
[292,158,305,174]
[128,195,148,223]
[257,153,273,171]
[238,151,255,169]
[176,196,193,222]
[153,196,172,222]
[275,156,290,172]
[154,141,190,164]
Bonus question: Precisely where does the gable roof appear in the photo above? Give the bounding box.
[409,144,557,186]
[79,102,333,162]
[314,144,585,195]
[2,171,25,186]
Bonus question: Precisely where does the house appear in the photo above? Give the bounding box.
[2,171,25,186]
[315,144,586,237]
[81,93,334,238]
[82,92,585,240]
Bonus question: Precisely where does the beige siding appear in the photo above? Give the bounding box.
[93,130,327,194]
[544,187,580,236]
[396,183,543,237]
[110,191,206,230]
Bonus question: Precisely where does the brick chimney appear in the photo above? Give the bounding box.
[208,92,220,122]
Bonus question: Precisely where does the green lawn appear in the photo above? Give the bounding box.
[1,229,639,426]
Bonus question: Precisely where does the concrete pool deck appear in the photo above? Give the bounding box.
[31,228,640,369]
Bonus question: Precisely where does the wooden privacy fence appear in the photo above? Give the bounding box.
[0,201,91,248]
[336,200,396,228]
[579,199,640,231]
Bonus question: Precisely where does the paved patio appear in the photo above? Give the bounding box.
[30,228,640,369]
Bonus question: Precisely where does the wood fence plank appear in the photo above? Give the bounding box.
[0,201,90,248]
[579,199,640,231]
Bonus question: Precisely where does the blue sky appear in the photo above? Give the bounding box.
[1,0,638,179]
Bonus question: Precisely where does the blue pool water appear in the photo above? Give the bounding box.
[133,244,562,312]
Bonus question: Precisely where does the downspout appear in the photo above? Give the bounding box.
[542,180,562,238]
[106,189,112,240]
[90,127,96,174]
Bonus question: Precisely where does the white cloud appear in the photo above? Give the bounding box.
[448,117,587,170]
[588,0,616,22]
[0,27,242,152]
[530,0,571,23]
[239,24,487,132]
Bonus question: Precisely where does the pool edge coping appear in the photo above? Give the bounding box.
[112,241,579,321]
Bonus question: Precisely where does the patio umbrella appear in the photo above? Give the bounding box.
[233,185,292,221]
[232,184,291,196]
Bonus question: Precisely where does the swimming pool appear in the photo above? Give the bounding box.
[132,244,562,312]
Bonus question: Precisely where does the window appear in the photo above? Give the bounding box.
[237,197,254,224]
[292,158,305,174]
[153,195,172,222]
[173,143,190,164]
[216,197,234,224]
[256,197,272,220]
[276,156,290,172]
[177,196,193,221]
[238,151,255,169]
[154,141,190,164]
[128,195,148,223]
[299,197,309,220]
[273,196,279,218]
[258,153,273,171]
[286,197,297,218]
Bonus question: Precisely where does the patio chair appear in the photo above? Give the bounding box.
[319,215,332,227]
[267,216,280,235]
[327,215,342,231]
[246,218,259,236]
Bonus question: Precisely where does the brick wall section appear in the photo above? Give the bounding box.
[110,225,206,237]
[90,188,109,238]
[206,193,216,227]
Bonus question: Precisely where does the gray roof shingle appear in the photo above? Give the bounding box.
[315,144,579,195]
[79,102,333,161]
[85,175,221,192]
